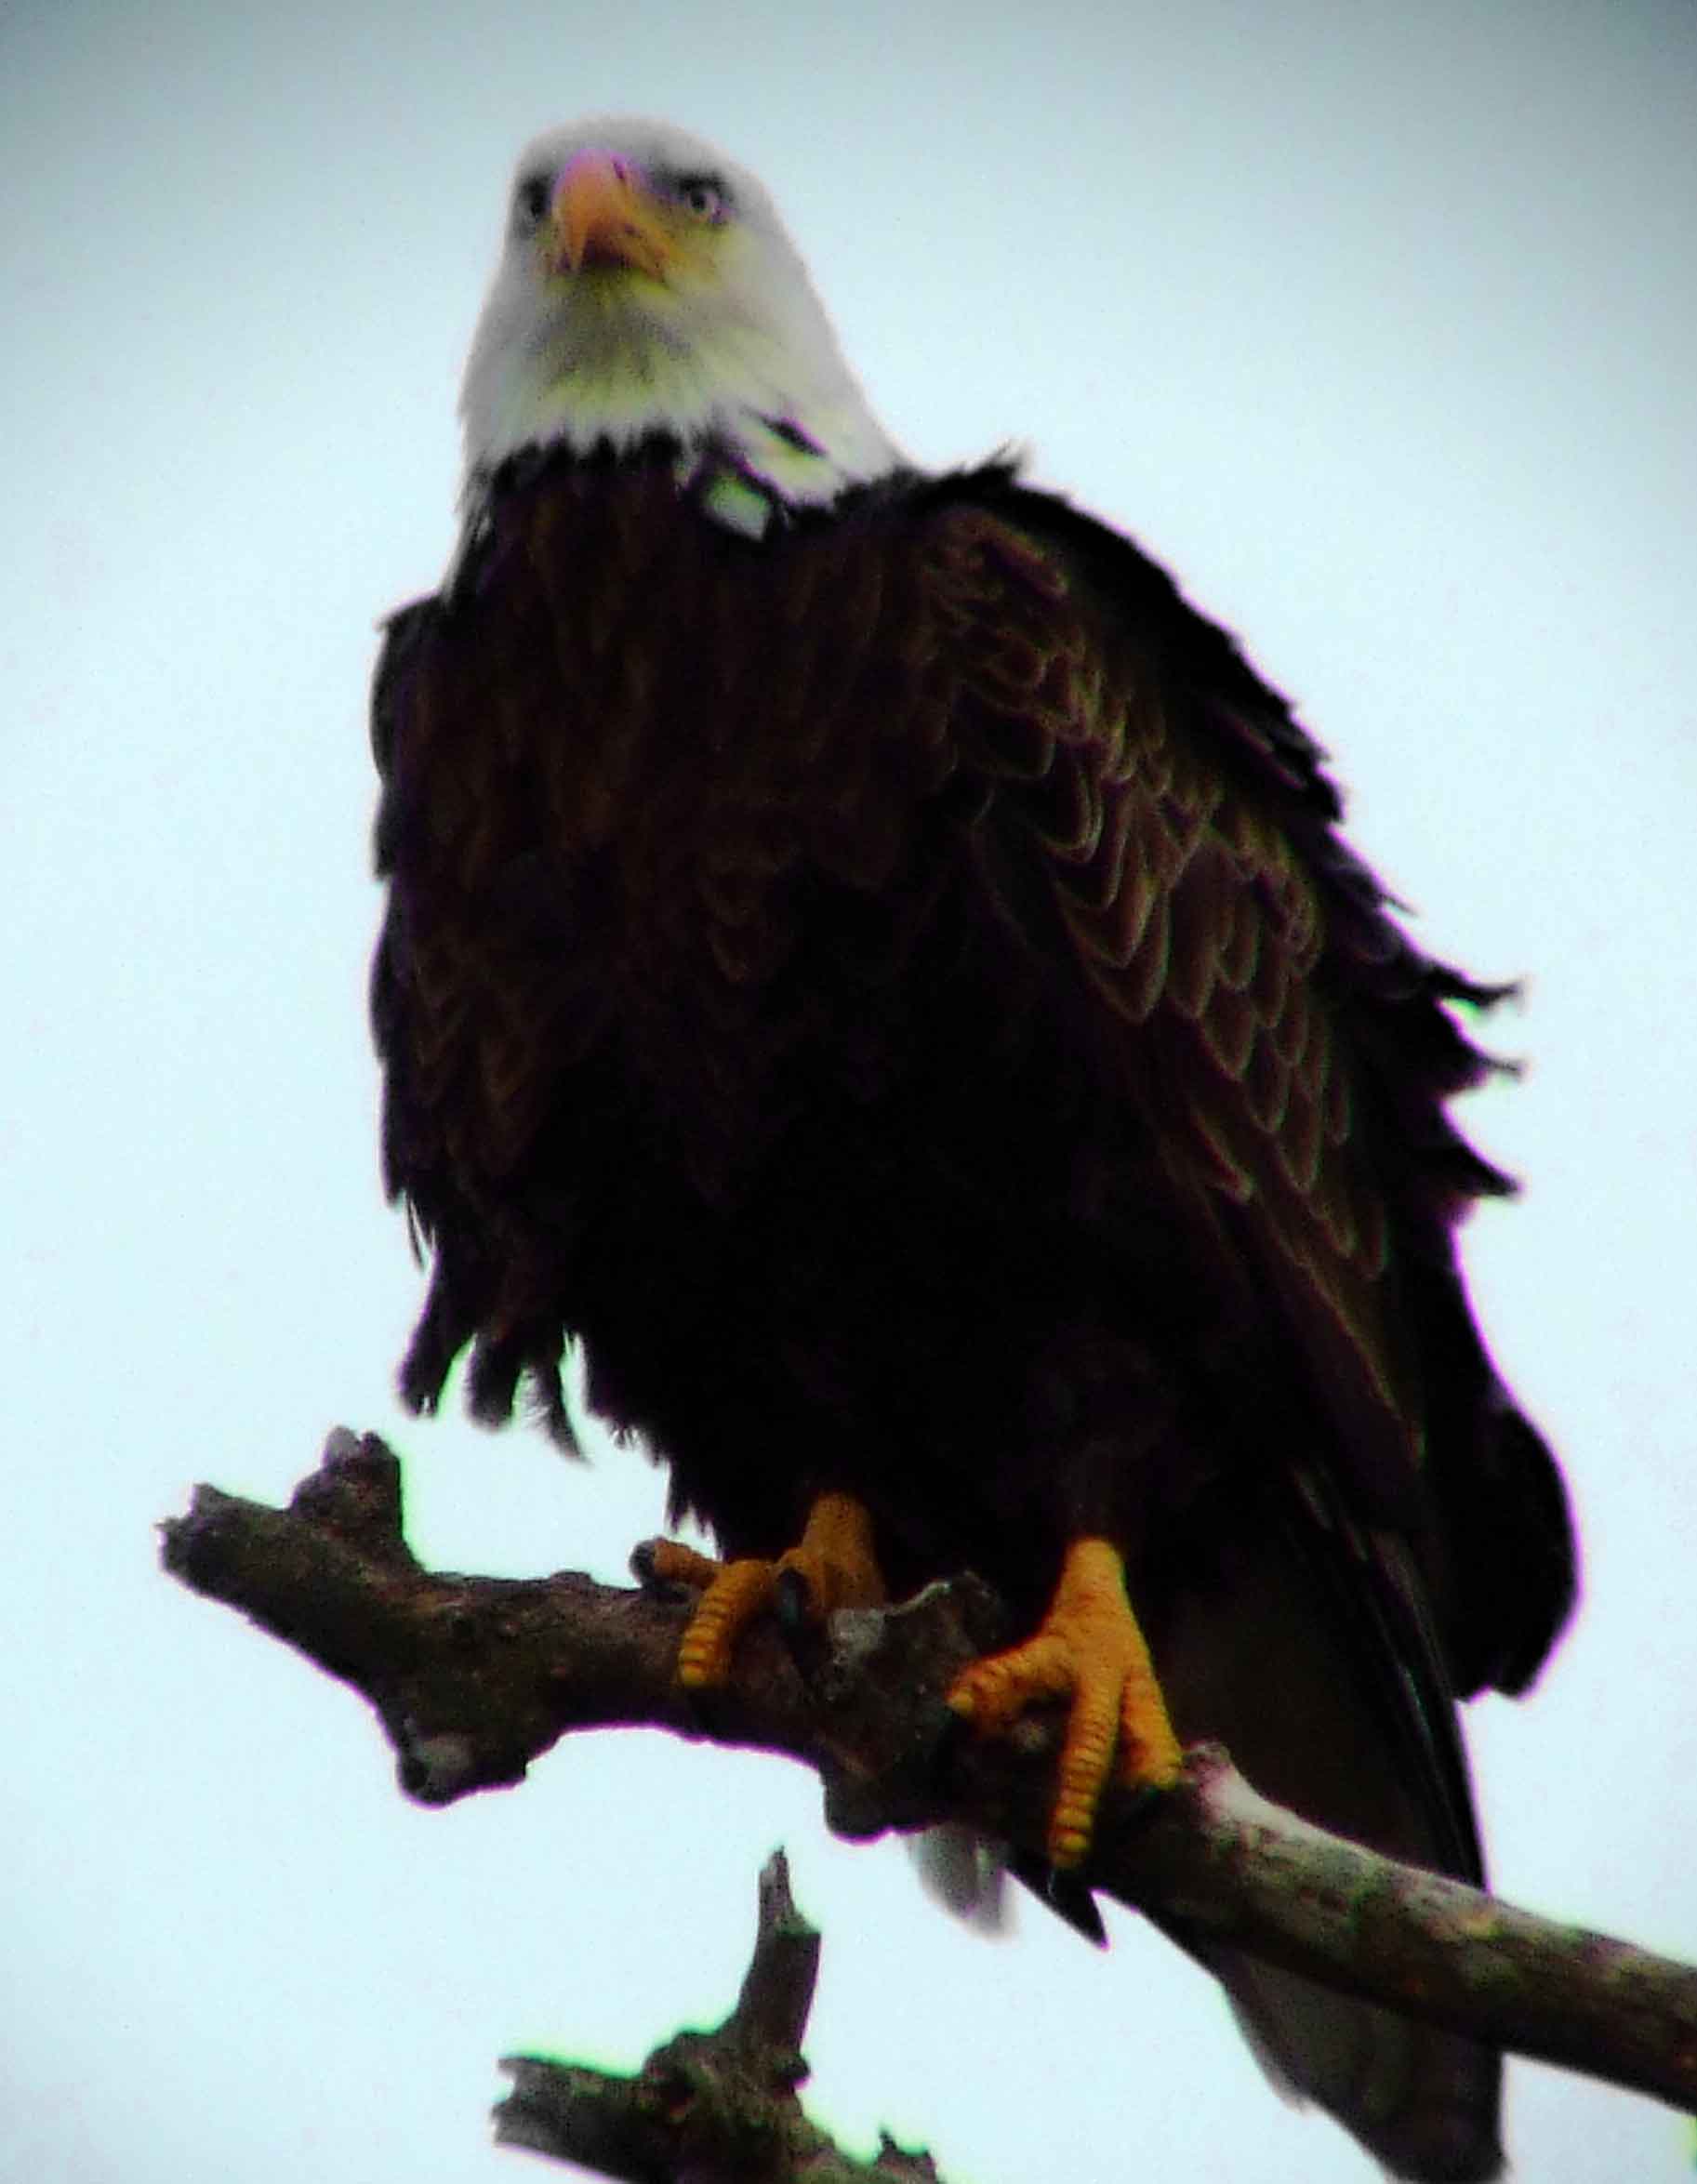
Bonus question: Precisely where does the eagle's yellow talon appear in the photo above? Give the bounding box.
[1049,1814,1093,1868]
[1122,1690,1183,1789]
[642,1539,723,1593]
[947,1535,1180,1868]
[672,1558,779,1687]
[653,1492,885,1691]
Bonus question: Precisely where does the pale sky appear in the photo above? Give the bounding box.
[6,3,1696,2180]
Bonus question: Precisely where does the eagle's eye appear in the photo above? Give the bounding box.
[673,175,728,224]
[513,173,551,230]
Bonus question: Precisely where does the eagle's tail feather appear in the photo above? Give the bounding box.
[1148,1476,1506,2179]
[1214,1953,1502,2181]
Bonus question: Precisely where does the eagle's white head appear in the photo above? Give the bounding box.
[458,117,905,513]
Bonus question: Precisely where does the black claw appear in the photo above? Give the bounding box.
[1122,1778,1173,1829]
[630,1540,679,1595]
[1008,1851,1107,1946]
[774,1567,815,1635]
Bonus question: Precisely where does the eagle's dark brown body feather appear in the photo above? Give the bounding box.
[372,447,1574,2179]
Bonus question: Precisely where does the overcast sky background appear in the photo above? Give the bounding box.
[6,3,1695,2179]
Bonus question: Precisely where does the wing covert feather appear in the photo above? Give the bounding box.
[919,502,1415,1493]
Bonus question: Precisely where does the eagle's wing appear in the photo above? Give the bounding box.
[910,475,1573,2181]
[920,474,1571,1702]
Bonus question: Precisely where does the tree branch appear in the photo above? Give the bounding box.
[495,1850,945,2181]
[162,1429,1697,2120]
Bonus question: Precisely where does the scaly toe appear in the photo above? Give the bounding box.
[947,1634,1073,1733]
[945,1537,1181,1870]
[632,1537,723,1594]
[675,1559,779,1688]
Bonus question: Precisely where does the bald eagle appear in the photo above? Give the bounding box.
[370,118,1575,2181]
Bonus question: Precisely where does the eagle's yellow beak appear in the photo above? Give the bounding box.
[545,151,677,280]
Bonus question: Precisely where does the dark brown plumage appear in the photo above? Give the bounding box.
[371,441,1574,2177]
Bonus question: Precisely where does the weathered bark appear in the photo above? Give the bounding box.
[162,1428,1697,2125]
[496,1851,944,2181]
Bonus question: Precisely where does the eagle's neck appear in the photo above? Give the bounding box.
[451,391,900,579]
[460,405,893,541]
[457,281,903,562]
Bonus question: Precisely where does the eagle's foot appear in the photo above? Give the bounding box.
[640,1491,885,1689]
[947,1536,1181,1869]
